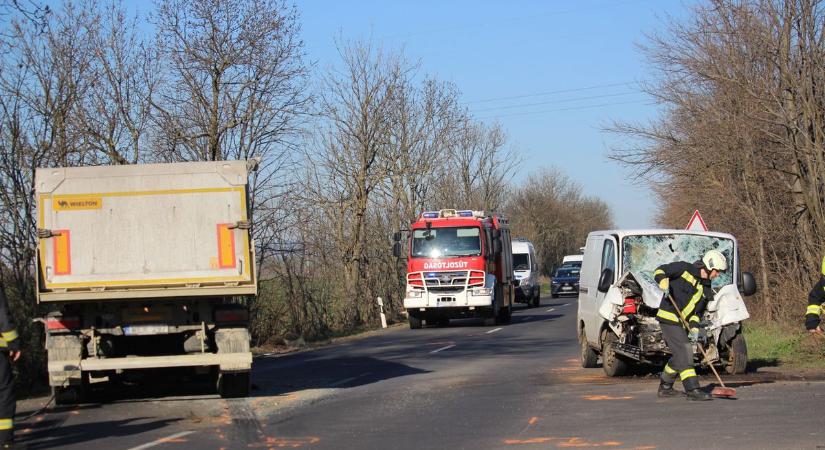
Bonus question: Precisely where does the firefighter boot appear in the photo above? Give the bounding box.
[686,388,712,401]
[657,380,682,398]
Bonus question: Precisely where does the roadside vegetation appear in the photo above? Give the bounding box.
[745,321,825,370]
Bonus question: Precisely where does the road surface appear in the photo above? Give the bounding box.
[16,297,825,449]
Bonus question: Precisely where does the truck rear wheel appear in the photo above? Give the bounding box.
[601,331,628,377]
[723,332,748,374]
[218,372,250,398]
[409,314,422,329]
[52,384,87,406]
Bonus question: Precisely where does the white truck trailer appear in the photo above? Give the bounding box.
[35,161,257,402]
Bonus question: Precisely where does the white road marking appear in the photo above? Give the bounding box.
[430,344,456,354]
[561,303,570,307]
[329,372,371,387]
[546,308,555,312]
[486,327,503,334]
[126,431,195,450]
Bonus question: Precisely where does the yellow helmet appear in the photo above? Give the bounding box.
[702,249,728,272]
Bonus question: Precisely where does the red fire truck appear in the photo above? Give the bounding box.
[393,209,514,329]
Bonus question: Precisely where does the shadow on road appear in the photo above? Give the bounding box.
[20,417,182,450]
[252,355,430,397]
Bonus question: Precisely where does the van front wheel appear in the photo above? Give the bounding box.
[601,331,628,376]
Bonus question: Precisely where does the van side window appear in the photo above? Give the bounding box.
[600,239,615,275]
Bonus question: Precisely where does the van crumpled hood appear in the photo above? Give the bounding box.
[631,271,667,309]
[599,271,665,320]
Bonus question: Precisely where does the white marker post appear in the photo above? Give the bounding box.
[377,297,388,328]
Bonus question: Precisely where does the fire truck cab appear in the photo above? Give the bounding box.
[395,209,514,329]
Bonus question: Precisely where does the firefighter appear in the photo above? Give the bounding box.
[804,255,825,334]
[0,286,20,448]
[653,249,727,401]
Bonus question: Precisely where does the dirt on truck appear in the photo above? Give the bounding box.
[36,160,257,403]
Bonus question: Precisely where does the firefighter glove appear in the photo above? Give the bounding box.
[697,327,709,346]
[688,327,699,343]
[805,315,821,331]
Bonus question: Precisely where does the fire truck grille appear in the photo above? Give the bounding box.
[427,286,465,294]
[423,271,468,287]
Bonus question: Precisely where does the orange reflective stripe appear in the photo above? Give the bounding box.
[217,224,236,269]
[53,230,71,275]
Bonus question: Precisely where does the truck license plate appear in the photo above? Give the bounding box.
[123,325,170,336]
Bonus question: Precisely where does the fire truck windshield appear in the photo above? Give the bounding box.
[411,226,482,258]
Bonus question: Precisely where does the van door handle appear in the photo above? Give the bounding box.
[579,287,589,293]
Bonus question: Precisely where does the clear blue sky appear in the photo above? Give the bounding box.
[299,0,696,228]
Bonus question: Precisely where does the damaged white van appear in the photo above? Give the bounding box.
[577,229,757,376]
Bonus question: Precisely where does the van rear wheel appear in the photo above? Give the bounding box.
[580,327,598,368]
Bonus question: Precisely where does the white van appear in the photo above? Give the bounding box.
[577,229,756,376]
[512,238,540,308]
[561,254,583,267]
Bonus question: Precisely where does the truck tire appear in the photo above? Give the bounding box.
[723,332,748,375]
[580,327,598,368]
[601,331,629,377]
[436,317,450,327]
[409,315,422,329]
[218,372,250,398]
[52,384,87,406]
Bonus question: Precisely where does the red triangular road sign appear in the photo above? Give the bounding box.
[685,210,708,231]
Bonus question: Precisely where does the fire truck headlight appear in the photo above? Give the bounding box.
[471,287,493,296]
[407,290,423,298]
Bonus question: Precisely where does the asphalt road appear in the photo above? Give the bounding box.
[15,296,825,449]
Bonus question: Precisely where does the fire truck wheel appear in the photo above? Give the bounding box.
[409,315,423,329]
[496,306,512,324]
[436,317,450,327]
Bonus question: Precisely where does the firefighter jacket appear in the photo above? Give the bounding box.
[804,255,825,330]
[654,261,711,327]
[0,289,19,352]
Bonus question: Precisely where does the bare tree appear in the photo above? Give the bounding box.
[608,0,825,321]
[73,1,158,165]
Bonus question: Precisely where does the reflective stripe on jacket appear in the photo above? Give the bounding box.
[654,261,711,325]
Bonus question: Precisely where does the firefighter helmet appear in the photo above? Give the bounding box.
[702,249,728,272]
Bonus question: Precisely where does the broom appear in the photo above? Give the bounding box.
[666,294,737,399]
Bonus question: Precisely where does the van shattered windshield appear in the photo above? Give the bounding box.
[621,234,734,289]
[411,227,482,258]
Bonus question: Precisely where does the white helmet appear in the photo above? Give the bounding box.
[702,249,728,272]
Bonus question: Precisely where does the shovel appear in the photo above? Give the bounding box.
[666,294,737,399]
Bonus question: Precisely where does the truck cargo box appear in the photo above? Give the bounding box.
[36,161,257,302]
